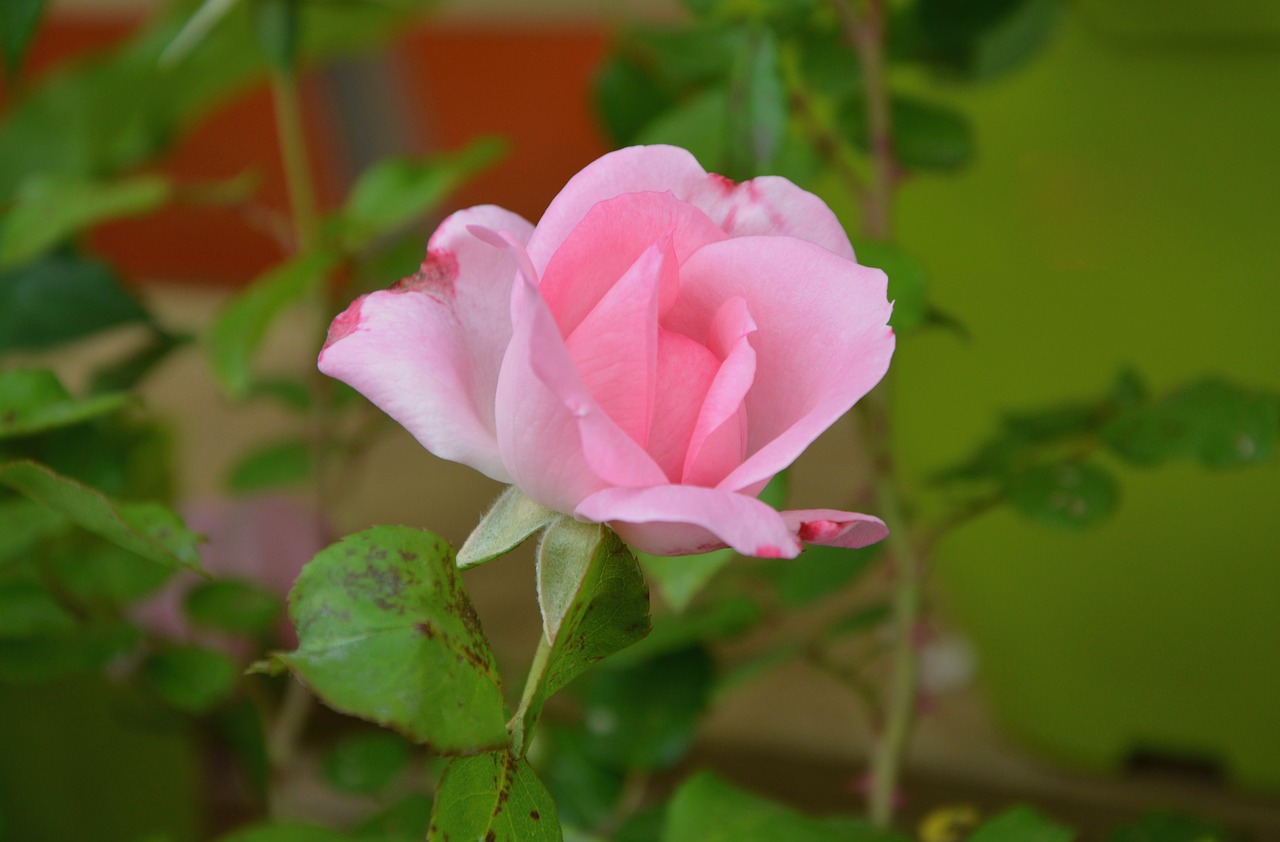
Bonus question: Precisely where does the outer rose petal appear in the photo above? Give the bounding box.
[780,509,888,549]
[663,236,895,494]
[527,145,854,270]
[318,205,533,482]
[575,485,803,558]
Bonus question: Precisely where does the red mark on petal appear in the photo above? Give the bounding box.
[390,248,459,296]
[322,296,365,351]
[798,519,842,542]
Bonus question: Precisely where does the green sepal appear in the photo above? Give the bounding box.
[457,486,558,569]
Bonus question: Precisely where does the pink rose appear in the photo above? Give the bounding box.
[319,146,894,558]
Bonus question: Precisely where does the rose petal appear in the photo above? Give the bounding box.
[646,330,720,482]
[318,205,533,482]
[780,509,889,549]
[663,236,894,494]
[681,297,756,487]
[684,173,855,259]
[538,189,726,336]
[576,485,803,558]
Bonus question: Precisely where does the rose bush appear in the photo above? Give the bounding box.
[319,145,894,558]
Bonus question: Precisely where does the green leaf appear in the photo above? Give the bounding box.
[51,541,173,605]
[251,0,300,71]
[186,578,283,636]
[0,618,140,683]
[0,497,66,567]
[274,526,508,753]
[827,602,892,638]
[663,772,909,842]
[214,697,269,799]
[969,805,1074,842]
[539,724,624,831]
[457,486,558,569]
[577,646,712,772]
[0,173,170,267]
[323,730,412,796]
[636,88,730,173]
[0,0,45,76]
[612,595,759,667]
[774,543,881,607]
[725,26,786,178]
[143,644,238,713]
[429,751,561,842]
[0,461,202,571]
[640,547,736,613]
[842,93,974,171]
[0,253,150,353]
[593,53,677,146]
[0,369,131,440]
[216,822,348,842]
[89,328,190,395]
[1108,810,1241,842]
[160,0,241,66]
[226,437,312,494]
[1103,378,1278,469]
[853,242,927,332]
[1005,460,1119,529]
[916,0,1062,80]
[206,249,337,398]
[337,138,505,253]
[0,580,76,637]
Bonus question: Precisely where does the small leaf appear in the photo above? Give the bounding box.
[0,173,171,267]
[774,543,881,607]
[337,138,505,253]
[458,486,557,569]
[640,547,736,613]
[207,249,338,398]
[0,0,45,76]
[1005,460,1118,529]
[853,242,927,332]
[186,578,283,636]
[274,526,508,753]
[0,461,203,571]
[226,437,312,494]
[429,751,561,842]
[636,88,730,173]
[664,771,909,842]
[842,94,974,172]
[0,369,131,440]
[323,730,412,796]
[577,646,711,772]
[0,253,150,353]
[143,644,238,713]
[0,580,76,637]
[969,805,1074,842]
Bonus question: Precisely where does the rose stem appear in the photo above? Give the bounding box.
[830,0,922,827]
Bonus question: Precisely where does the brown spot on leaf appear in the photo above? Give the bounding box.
[530,810,540,821]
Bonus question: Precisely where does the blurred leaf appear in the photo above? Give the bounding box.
[915,0,1061,80]
[539,724,624,831]
[160,0,241,66]
[0,497,66,567]
[0,618,139,683]
[843,93,974,171]
[594,53,676,146]
[429,751,560,842]
[518,522,650,752]
[336,138,505,253]
[186,578,282,636]
[0,253,150,353]
[725,27,786,178]
[969,805,1073,842]
[89,328,189,395]
[0,369,131,440]
[244,377,312,411]
[0,0,45,76]
[51,541,172,605]
[207,249,337,399]
[213,697,269,800]
[640,546,736,613]
[0,174,171,267]
[0,580,76,637]
[273,526,508,753]
[458,485,557,569]
[636,88,730,173]
[774,543,881,607]
[1108,810,1242,842]
[217,822,347,842]
[612,595,759,667]
[852,241,927,332]
[1005,460,1118,529]
[1103,378,1278,469]
[827,601,892,638]
[143,644,238,713]
[577,646,712,772]
[251,0,299,71]
[664,772,909,842]
[0,461,202,571]
[323,730,412,796]
[226,437,312,494]
[355,793,435,841]
[757,470,789,508]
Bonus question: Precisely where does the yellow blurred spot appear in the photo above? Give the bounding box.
[918,804,981,842]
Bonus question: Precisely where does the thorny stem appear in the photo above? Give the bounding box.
[829,0,917,827]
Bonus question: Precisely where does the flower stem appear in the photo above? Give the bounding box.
[508,631,553,757]
[269,67,320,253]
